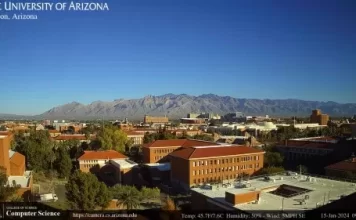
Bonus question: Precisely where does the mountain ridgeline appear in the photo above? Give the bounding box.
[36,94,356,120]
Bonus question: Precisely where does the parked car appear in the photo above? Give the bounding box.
[37,193,58,202]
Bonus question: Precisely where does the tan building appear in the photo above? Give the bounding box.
[125,131,144,146]
[47,130,61,137]
[169,145,265,190]
[142,139,217,164]
[0,134,33,200]
[53,134,95,143]
[310,109,329,125]
[144,115,169,124]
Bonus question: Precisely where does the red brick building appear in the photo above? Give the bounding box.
[77,150,138,185]
[0,134,32,200]
[169,145,265,190]
[142,139,217,164]
[325,157,356,178]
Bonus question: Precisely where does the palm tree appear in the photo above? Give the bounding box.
[114,186,141,210]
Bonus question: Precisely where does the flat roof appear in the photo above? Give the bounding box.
[192,172,356,212]
[110,159,138,169]
[7,171,32,188]
[145,163,171,171]
[0,135,7,139]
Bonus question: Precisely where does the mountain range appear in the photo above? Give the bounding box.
[27,94,356,120]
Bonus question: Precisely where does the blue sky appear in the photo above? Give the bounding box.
[0,0,355,115]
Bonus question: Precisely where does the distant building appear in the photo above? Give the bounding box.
[53,134,95,143]
[180,118,206,125]
[125,131,144,146]
[143,115,169,124]
[187,113,220,120]
[310,109,329,125]
[276,137,338,161]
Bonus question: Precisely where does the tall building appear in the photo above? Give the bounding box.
[310,109,329,125]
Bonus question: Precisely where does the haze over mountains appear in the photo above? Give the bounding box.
[1,94,356,120]
[27,94,356,120]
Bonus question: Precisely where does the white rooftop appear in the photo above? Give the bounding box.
[110,159,138,169]
[7,171,32,188]
[145,163,171,171]
[9,150,16,158]
[0,135,6,139]
[192,172,356,212]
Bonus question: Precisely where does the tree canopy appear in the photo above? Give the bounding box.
[65,171,111,210]
[111,185,160,210]
[54,147,72,178]
[13,130,55,171]
[95,126,129,152]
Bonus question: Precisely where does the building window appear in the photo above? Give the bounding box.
[237,158,240,162]
[193,179,196,184]
[193,171,195,176]
[209,169,212,173]
[205,170,208,175]
[217,160,219,164]
[230,158,232,163]
[214,160,217,164]
[210,160,213,165]
[193,162,195,167]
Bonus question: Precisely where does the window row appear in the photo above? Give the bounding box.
[193,175,239,184]
[83,160,98,163]
[192,164,260,176]
[155,155,164,160]
[83,164,96,168]
[192,156,260,167]
[153,148,176,154]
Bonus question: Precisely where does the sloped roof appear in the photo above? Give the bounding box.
[170,145,264,160]
[9,152,25,167]
[78,150,127,160]
[145,139,217,148]
[325,158,356,172]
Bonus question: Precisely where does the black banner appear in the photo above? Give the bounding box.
[0,203,356,219]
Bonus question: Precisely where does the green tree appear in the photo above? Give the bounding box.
[66,171,111,210]
[143,132,156,144]
[13,130,55,171]
[264,152,284,167]
[193,134,214,142]
[0,125,7,131]
[0,167,20,202]
[96,126,129,152]
[55,147,72,178]
[254,166,285,176]
[140,187,160,202]
[112,185,141,210]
